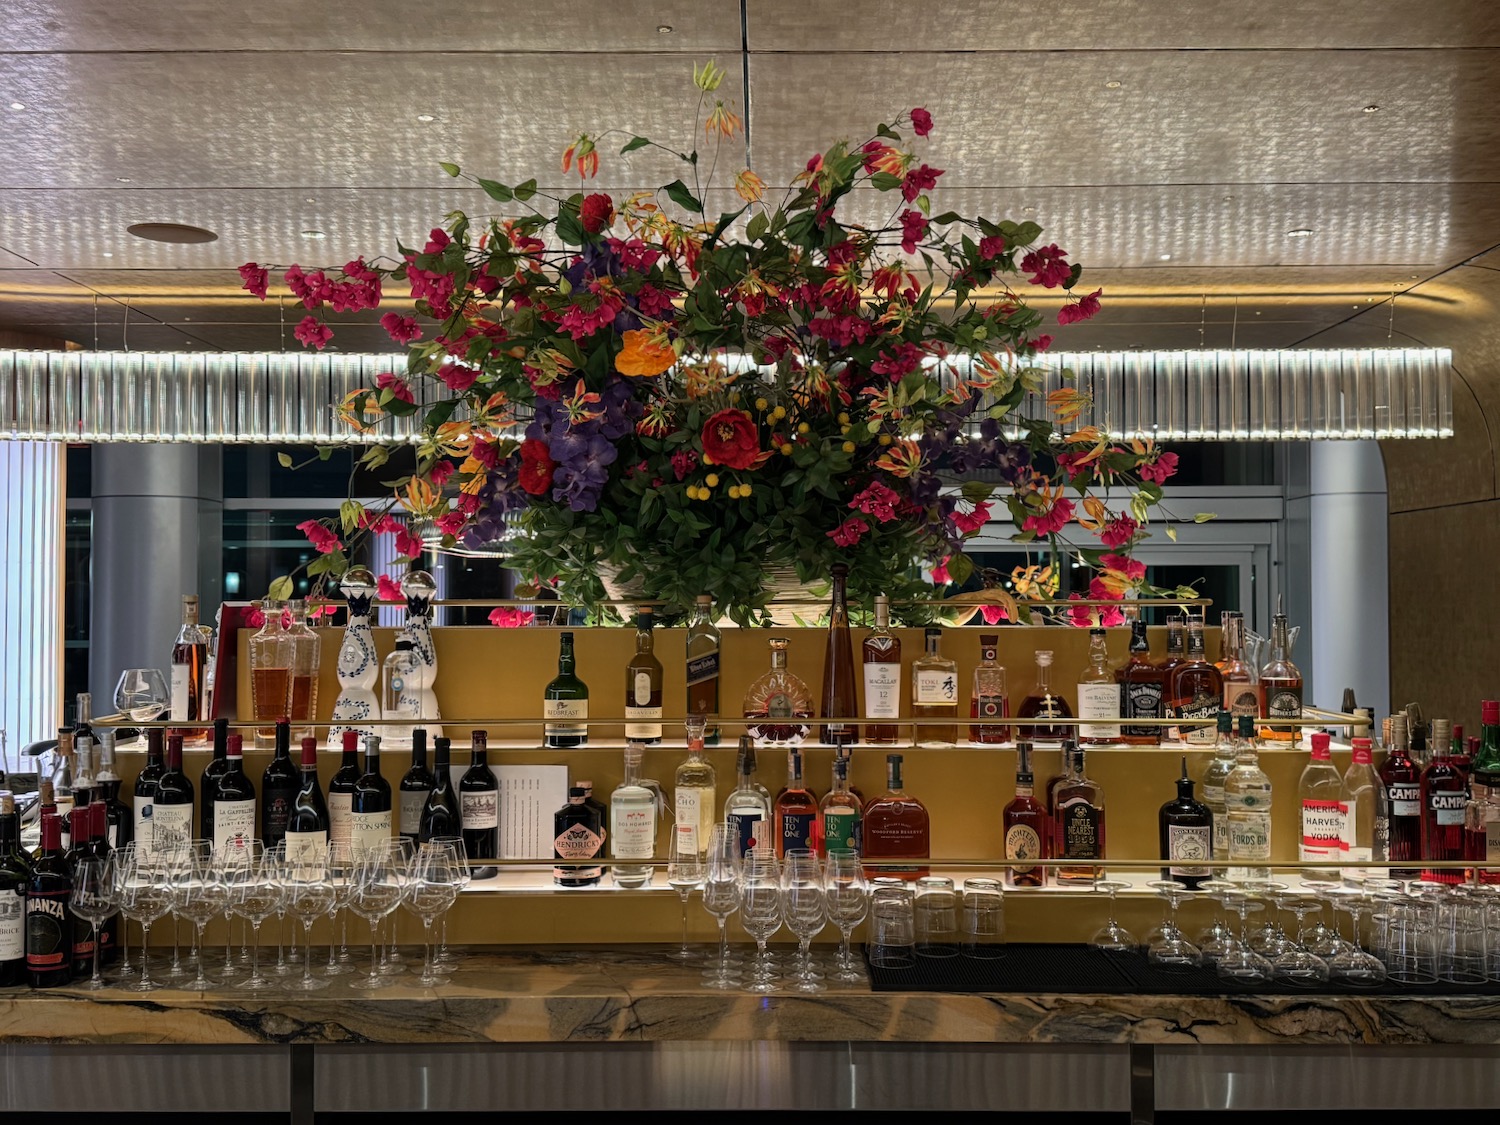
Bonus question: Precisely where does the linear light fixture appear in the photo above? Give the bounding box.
[0,347,1453,443]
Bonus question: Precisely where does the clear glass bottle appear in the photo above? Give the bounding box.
[674,715,717,860]
[1076,627,1120,745]
[861,594,902,745]
[284,598,322,743]
[624,608,664,743]
[1217,611,1260,719]
[774,747,819,857]
[911,627,958,747]
[1002,742,1047,888]
[969,633,1009,744]
[1166,618,1224,746]
[1016,650,1072,745]
[685,595,721,745]
[543,630,590,748]
[1297,730,1347,881]
[381,636,420,747]
[1342,735,1387,885]
[1117,616,1163,746]
[248,598,292,748]
[1225,722,1273,884]
[819,754,863,857]
[819,563,859,747]
[1258,599,1304,744]
[743,637,813,746]
[724,735,773,857]
[169,593,209,733]
[1053,742,1105,884]
[861,753,930,880]
[610,743,656,888]
[1201,710,1236,861]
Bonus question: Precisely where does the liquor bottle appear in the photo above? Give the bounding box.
[65,806,96,976]
[1157,615,1187,693]
[819,563,860,746]
[1225,720,1273,884]
[1076,627,1121,745]
[285,736,331,864]
[775,748,820,857]
[1166,619,1224,746]
[284,598,322,743]
[151,734,195,849]
[1473,699,1500,798]
[610,743,656,888]
[624,608,664,743]
[1297,731,1346,882]
[1054,742,1106,884]
[211,733,257,854]
[170,594,209,734]
[419,736,462,844]
[248,599,292,748]
[1217,611,1261,719]
[1002,742,1047,888]
[543,631,590,748]
[0,793,29,987]
[969,633,1009,744]
[72,692,93,754]
[861,594,902,745]
[53,730,74,852]
[350,734,393,856]
[1468,700,1500,884]
[327,728,362,853]
[911,627,959,747]
[460,731,500,877]
[578,780,610,839]
[743,637,813,745]
[199,717,230,843]
[1016,650,1072,745]
[133,726,165,859]
[819,754,863,856]
[95,731,132,851]
[1117,617,1164,746]
[1451,723,1472,780]
[1343,735,1387,885]
[381,636,421,748]
[553,787,605,888]
[685,594,721,745]
[1380,712,1422,880]
[673,716,717,859]
[261,717,300,849]
[71,736,96,812]
[724,736,773,858]
[1420,719,1467,884]
[1159,756,1212,889]
[1258,599,1304,744]
[1201,711,1235,861]
[398,728,437,843]
[861,753,930,879]
[24,813,72,988]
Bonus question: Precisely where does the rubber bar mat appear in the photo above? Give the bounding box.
[863,942,1500,996]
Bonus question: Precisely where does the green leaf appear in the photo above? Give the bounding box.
[276,452,293,468]
[959,480,995,504]
[555,208,586,246]
[1014,221,1044,245]
[620,136,652,154]
[870,172,902,192]
[476,177,514,203]
[513,178,537,202]
[267,575,294,602]
[1166,526,1178,542]
[663,179,704,213]
[930,211,963,226]
[338,500,363,533]
[746,212,769,243]
[438,162,461,178]
[424,399,459,429]
[944,552,975,588]
[876,124,901,141]
[1061,261,1084,291]
[1193,512,1218,523]
[316,445,335,461]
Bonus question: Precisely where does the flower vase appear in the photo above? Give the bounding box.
[401,569,444,740]
[328,567,381,743]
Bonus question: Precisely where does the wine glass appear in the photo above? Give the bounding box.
[1144,881,1201,970]
[173,845,227,990]
[429,835,469,967]
[69,855,119,990]
[665,825,705,962]
[114,668,170,725]
[284,846,336,991]
[348,841,405,991]
[700,825,742,990]
[739,851,783,993]
[324,842,358,976]
[824,849,869,983]
[1089,878,1138,953]
[1271,895,1331,986]
[1215,889,1275,983]
[117,846,175,992]
[1328,892,1387,986]
[382,836,418,974]
[1194,878,1241,966]
[408,844,462,985]
[224,842,280,990]
[780,851,827,993]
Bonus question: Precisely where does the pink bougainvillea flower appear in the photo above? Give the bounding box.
[901,163,943,203]
[438,362,479,393]
[1139,451,1179,484]
[910,107,934,136]
[1023,497,1076,538]
[1099,514,1139,549]
[428,459,455,487]
[978,235,1006,261]
[1100,552,1148,582]
[898,209,929,254]
[949,500,992,534]
[376,574,403,602]
[380,312,422,345]
[1057,287,1103,325]
[238,262,269,299]
[826,516,870,548]
[979,604,1010,625]
[488,606,536,628]
[394,527,425,560]
[1029,334,1054,352]
[244,606,266,628]
[931,556,952,585]
[849,481,902,523]
[375,371,415,404]
[357,509,400,535]
[1020,244,1072,288]
[293,315,333,350]
[294,519,342,555]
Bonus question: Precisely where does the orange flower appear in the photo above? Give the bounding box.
[1048,388,1091,424]
[705,101,741,139]
[615,329,678,377]
[875,438,923,478]
[734,168,766,203]
[561,134,599,179]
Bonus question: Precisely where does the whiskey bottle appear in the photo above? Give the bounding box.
[1165,619,1223,746]
[861,753,930,880]
[1159,756,1213,888]
[169,593,209,731]
[1002,742,1047,888]
[818,563,860,746]
[1053,742,1105,884]
[1380,712,1421,880]
[861,594,902,745]
[911,627,959,747]
[1258,599,1303,744]
[1157,615,1187,689]
[247,599,292,748]
[1117,616,1163,746]
[543,630,590,748]
[553,787,604,888]
[819,754,863,856]
[743,637,813,746]
[1201,710,1235,861]
[969,633,1009,744]
[774,747,819,857]
[1217,611,1260,719]
[609,744,656,888]
[685,595,721,745]
[1225,720,1273,884]
[624,609,664,743]
[1420,719,1467,884]
[673,716,717,859]
[1297,730,1347,881]
[1075,627,1121,745]
[1016,650,1072,744]
[724,735,772,857]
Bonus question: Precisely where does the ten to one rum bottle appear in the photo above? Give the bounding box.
[624,609,664,743]
[248,599,292,748]
[1380,712,1422,880]
[609,744,656,888]
[1002,743,1047,888]
[1225,720,1273,884]
[861,753,930,879]
[1201,711,1235,860]
[1420,718,1467,884]
[24,813,72,988]
[911,627,959,747]
[285,736,331,864]
[685,595,721,744]
[818,563,860,746]
[553,787,605,887]
[170,594,209,732]
[284,599,321,743]
[460,730,500,876]
[1166,619,1223,746]
[1258,601,1304,744]
[1053,742,1105,884]
[861,594,902,745]
[819,754,863,856]
[1016,650,1072,744]
[1159,756,1213,888]
[1297,731,1346,882]
[543,631,589,748]
[969,633,1009,744]
[1217,612,1261,719]
[1342,735,1388,884]
[673,716,717,859]
[724,735,773,857]
[1117,617,1164,746]
[743,637,813,745]
[1076,628,1121,745]
[774,748,819,857]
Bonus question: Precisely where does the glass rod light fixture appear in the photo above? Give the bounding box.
[0,347,1453,443]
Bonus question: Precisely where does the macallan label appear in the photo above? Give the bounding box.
[914,670,958,705]
[1387,782,1420,819]
[864,664,901,719]
[1168,823,1212,877]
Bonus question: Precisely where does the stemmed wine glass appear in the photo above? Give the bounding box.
[224,842,280,990]
[324,842,357,976]
[428,835,469,967]
[407,843,462,985]
[700,825,742,990]
[1144,880,1202,969]
[117,845,175,992]
[1270,895,1331,986]
[780,851,827,993]
[69,855,119,990]
[1328,891,1387,986]
[1194,878,1241,966]
[284,846,337,991]
[824,849,869,983]
[348,841,405,991]
[739,850,784,994]
[1215,889,1275,983]
[380,837,417,974]
[1089,877,1138,953]
[173,845,228,990]
[665,825,705,962]
[113,668,170,726]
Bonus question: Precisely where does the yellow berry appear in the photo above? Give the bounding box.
[740,482,752,497]
[703,453,714,465]
[772,405,787,420]
[878,433,893,446]
[689,486,703,500]
[838,412,850,425]
[705,473,720,488]
[840,424,851,435]
[842,441,856,453]
[780,442,794,456]
[755,397,769,411]
[730,391,740,403]
[730,484,744,499]
[797,422,810,435]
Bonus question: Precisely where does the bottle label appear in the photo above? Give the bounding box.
[1430,790,1467,826]
[1168,823,1212,877]
[1004,823,1042,870]
[780,811,817,854]
[554,822,604,860]
[1224,682,1260,716]
[686,651,720,687]
[461,791,499,831]
[823,808,861,853]
[611,804,655,860]
[1267,687,1302,727]
[1387,782,1420,819]
[914,670,958,705]
[1488,824,1500,865]
[1076,683,1121,739]
[1202,783,1225,806]
[633,671,652,707]
[351,810,392,855]
[24,890,69,971]
[727,811,764,857]
[1229,812,1272,861]
[973,692,1005,721]
[263,787,295,841]
[1059,798,1102,861]
[213,798,257,853]
[1211,809,1229,859]
[327,792,353,848]
[284,829,329,867]
[1340,795,1357,855]
[170,664,190,722]
[133,797,154,859]
[864,663,901,720]
[544,699,589,741]
[1177,692,1222,745]
[0,892,22,961]
[399,789,429,838]
[1122,681,1163,736]
[150,802,194,849]
[1299,799,1345,859]
[624,708,663,739]
[674,789,702,855]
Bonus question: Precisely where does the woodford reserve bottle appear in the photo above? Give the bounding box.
[1002,742,1047,887]
[1117,617,1164,746]
[862,753,930,879]
[861,595,902,745]
[1165,618,1223,746]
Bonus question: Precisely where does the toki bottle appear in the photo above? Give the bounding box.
[674,715,717,860]
[1117,616,1163,746]
[911,627,959,747]
[969,633,1009,744]
[1076,627,1121,745]
[1053,742,1106,884]
[260,715,301,849]
[1160,756,1213,889]
[553,787,605,888]
[151,733,196,850]
[743,637,813,745]
[861,594,902,744]
[1166,619,1223,746]
[774,747,819,857]
[133,726,166,859]
[1420,718,1467,884]
[685,595,721,745]
[212,732,258,854]
[351,734,393,857]
[861,753,930,880]
[724,735,773,858]
[1297,731,1347,882]
[419,736,462,843]
[285,737,331,864]
[0,793,30,987]
[543,630,589,748]
[1002,742,1047,888]
[624,608,664,743]
[1379,712,1422,880]
[169,593,210,736]
[1342,735,1387,885]
[1258,598,1304,744]
[1216,611,1261,720]
[819,753,863,856]
[398,728,437,843]
[1225,717,1273,884]
[610,744,657,888]
[460,731,500,877]
[819,563,860,747]
[24,813,73,988]
[199,716,230,843]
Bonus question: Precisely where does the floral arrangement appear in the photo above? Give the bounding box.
[245,61,1183,625]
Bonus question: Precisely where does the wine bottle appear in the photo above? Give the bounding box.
[95,730,132,850]
[260,716,300,849]
[151,734,196,849]
[65,807,96,976]
[213,733,257,854]
[398,728,437,843]
[25,813,73,988]
[327,728,361,853]
[460,730,499,877]
[350,735,393,856]
[819,562,859,746]
[87,800,118,964]
[419,736,462,843]
[133,726,166,858]
[199,716,230,842]
[284,736,331,864]
[0,793,29,987]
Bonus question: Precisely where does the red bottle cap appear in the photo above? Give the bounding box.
[91,799,108,842]
[39,812,62,851]
[1453,724,1465,745]
[1471,736,1482,757]
[1310,731,1331,758]
[1484,700,1499,725]
[1351,736,1373,764]
[69,805,90,842]
[227,733,244,758]
[342,730,359,753]
[300,737,319,767]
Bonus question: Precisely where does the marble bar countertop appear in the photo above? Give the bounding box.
[3,947,1500,1047]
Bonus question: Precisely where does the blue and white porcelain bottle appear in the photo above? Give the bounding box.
[400,569,444,740]
[328,566,381,743]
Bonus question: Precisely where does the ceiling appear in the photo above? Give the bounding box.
[3,0,1500,354]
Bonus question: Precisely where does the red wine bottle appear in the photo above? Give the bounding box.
[419,737,461,844]
[199,717,231,843]
[285,737,330,864]
[0,793,29,987]
[151,734,196,850]
[212,733,257,854]
[260,717,300,848]
[350,735,393,856]
[327,729,361,853]
[399,728,437,843]
[459,731,499,877]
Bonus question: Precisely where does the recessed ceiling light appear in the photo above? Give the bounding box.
[304,196,316,204]
[1286,228,1315,238]
[1362,105,1380,113]
[416,113,435,123]
[300,229,326,240]
[657,24,673,33]
[1104,80,1123,89]
[1158,253,1172,261]
[115,176,131,183]
[101,251,113,258]
[126,222,218,244]
[1021,206,1036,215]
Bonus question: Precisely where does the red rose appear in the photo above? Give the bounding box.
[580,192,615,235]
[700,408,760,471]
[518,438,557,495]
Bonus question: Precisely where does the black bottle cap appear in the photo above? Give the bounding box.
[1217,710,1232,732]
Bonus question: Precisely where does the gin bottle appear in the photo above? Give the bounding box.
[610,743,657,888]
[1159,756,1213,889]
[553,787,605,888]
[1225,722,1273,884]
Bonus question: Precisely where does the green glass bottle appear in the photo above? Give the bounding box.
[544,631,590,748]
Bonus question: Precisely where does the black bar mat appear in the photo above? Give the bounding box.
[863,942,1500,996]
